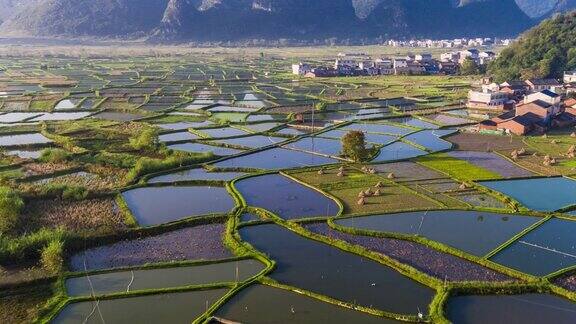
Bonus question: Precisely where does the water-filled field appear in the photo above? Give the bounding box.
[446,294,576,324]
[235,174,339,219]
[66,259,264,296]
[490,218,576,275]
[215,284,398,324]
[121,186,235,226]
[336,211,541,256]
[4,54,576,324]
[240,224,435,314]
[53,289,229,324]
[480,177,576,211]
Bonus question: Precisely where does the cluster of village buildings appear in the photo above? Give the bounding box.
[292,49,495,78]
[469,72,576,135]
[386,37,513,48]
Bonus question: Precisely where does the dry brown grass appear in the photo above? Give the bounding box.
[21,197,127,234]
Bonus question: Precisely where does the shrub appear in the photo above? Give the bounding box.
[0,228,66,262]
[39,184,88,200]
[62,186,88,200]
[39,148,71,163]
[40,240,64,275]
[125,151,213,182]
[0,186,24,234]
[341,131,369,162]
[129,127,159,151]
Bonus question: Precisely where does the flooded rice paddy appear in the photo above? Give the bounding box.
[0,132,53,146]
[212,147,339,170]
[215,284,398,324]
[53,289,229,324]
[335,211,541,256]
[148,168,245,183]
[239,224,435,314]
[490,218,576,275]
[446,294,576,324]
[66,259,264,297]
[480,177,576,212]
[121,186,235,226]
[167,142,243,156]
[235,174,340,219]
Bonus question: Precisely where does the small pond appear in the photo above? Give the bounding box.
[213,135,284,149]
[284,137,342,156]
[0,133,53,147]
[54,99,81,110]
[122,186,236,226]
[207,105,258,113]
[235,174,339,220]
[3,149,42,159]
[480,177,576,212]
[0,112,42,123]
[446,294,576,324]
[148,168,245,184]
[239,224,434,315]
[388,117,439,129]
[215,284,399,324]
[198,127,250,138]
[340,122,413,136]
[167,143,243,156]
[241,122,283,133]
[490,217,576,275]
[158,131,198,143]
[212,147,338,170]
[92,112,142,121]
[371,141,427,163]
[66,259,264,297]
[403,130,453,152]
[30,112,91,121]
[52,289,228,324]
[156,121,214,130]
[335,210,541,256]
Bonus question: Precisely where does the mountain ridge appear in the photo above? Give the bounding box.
[0,0,574,41]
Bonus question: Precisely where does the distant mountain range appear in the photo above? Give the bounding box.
[0,0,574,42]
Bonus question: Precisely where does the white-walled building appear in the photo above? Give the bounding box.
[292,63,312,75]
[564,71,576,84]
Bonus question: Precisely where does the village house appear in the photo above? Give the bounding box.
[438,61,459,74]
[440,52,460,62]
[458,49,480,64]
[292,63,312,76]
[478,51,496,65]
[499,80,529,98]
[524,89,562,107]
[564,98,576,109]
[304,67,338,78]
[525,78,562,92]
[564,71,576,84]
[466,89,514,110]
[415,53,433,62]
[476,89,575,135]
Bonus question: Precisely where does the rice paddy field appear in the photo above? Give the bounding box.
[1,50,576,324]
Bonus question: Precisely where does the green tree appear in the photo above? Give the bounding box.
[341,131,369,162]
[488,12,576,81]
[459,57,480,75]
[130,127,159,151]
[0,186,24,234]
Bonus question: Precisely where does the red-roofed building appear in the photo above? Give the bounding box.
[564,98,576,108]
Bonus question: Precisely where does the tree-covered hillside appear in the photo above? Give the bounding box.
[488,11,576,82]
